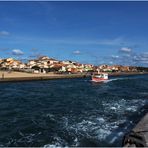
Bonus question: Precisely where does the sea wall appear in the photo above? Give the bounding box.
[0,74,87,82]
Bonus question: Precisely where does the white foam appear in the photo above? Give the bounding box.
[109,136,118,144]
[110,107,116,110]
[118,132,124,136]
[102,98,145,116]
[96,117,105,123]
[62,117,69,128]
[44,144,57,148]
[44,136,68,148]
[55,97,148,147]
[46,113,55,121]
[66,116,121,143]
[44,144,68,148]
[126,107,137,112]
[97,129,111,140]
[104,77,129,83]
[72,137,79,147]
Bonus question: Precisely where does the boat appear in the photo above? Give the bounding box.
[92,72,108,82]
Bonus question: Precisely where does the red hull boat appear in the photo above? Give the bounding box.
[92,73,108,82]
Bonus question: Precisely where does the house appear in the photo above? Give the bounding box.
[67,67,78,73]
[129,66,138,72]
[58,64,68,72]
[99,65,108,69]
[84,64,93,72]
[67,63,77,69]
[31,65,40,73]
[38,56,49,60]
[11,60,22,69]
[114,65,123,71]
[28,60,36,65]
[48,58,59,64]
[49,64,63,72]
[19,63,27,69]
[120,66,130,72]
[0,59,3,65]
[0,56,141,74]
[38,56,59,64]
[62,60,73,65]
[1,58,22,69]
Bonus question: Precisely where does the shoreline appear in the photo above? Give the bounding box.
[0,71,147,83]
[109,71,148,76]
[0,73,87,82]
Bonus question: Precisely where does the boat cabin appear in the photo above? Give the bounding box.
[93,73,108,79]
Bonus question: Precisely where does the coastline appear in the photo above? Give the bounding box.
[0,71,87,82]
[0,71,147,82]
[109,71,148,76]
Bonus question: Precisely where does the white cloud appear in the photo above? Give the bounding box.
[111,55,119,59]
[133,54,147,65]
[141,52,148,58]
[0,31,10,36]
[109,47,147,66]
[109,61,113,64]
[73,50,81,54]
[12,49,24,56]
[120,47,132,53]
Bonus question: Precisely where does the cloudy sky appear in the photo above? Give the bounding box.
[0,1,148,66]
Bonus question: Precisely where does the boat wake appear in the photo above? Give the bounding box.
[104,77,129,83]
[89,77,127,83]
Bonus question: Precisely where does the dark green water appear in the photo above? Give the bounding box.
[0,75,147,147]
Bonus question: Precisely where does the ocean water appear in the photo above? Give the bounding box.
[0,74,147,147]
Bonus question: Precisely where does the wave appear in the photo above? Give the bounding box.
[47,98,148,147]
[44,136,68,148]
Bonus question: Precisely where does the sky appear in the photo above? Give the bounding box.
[0,1,148,66]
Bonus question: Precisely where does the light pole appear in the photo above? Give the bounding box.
[2,72,4,79]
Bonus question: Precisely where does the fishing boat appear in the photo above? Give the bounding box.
[92,72,108,82]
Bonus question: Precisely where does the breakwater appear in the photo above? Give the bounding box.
[0,74,87,82]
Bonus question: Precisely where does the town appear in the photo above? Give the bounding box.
[0,56,147,74]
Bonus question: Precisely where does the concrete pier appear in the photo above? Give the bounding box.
[0,73,87,82]
[123,113,148,147]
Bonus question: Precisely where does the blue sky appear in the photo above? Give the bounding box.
[0,1,148,66]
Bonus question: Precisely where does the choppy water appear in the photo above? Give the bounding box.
[0,74,147,147]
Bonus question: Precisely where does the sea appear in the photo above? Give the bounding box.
[0,74,147,147]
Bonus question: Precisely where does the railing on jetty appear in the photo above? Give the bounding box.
[123,113,148,147]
